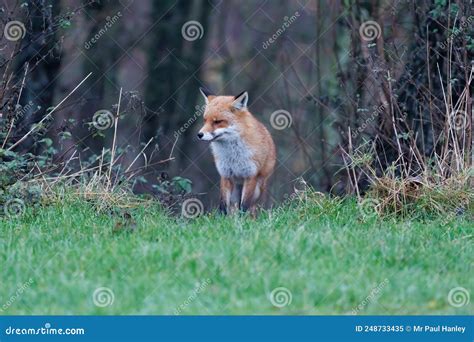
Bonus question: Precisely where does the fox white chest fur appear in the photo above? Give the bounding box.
[211,137,257,179]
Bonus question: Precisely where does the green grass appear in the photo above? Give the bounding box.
[0,195,472,315]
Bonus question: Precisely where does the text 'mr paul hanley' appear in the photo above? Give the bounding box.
[413,325,466,333]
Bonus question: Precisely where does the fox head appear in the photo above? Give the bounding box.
[197,88,248,142]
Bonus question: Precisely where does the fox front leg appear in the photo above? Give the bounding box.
[219,177,233,215]
[240,176,259,215]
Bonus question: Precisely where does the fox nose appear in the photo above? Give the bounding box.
[197,132,204,139]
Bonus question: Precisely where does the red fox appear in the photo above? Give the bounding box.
[197,88,276,215]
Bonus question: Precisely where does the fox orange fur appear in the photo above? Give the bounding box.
[197,88,276,215]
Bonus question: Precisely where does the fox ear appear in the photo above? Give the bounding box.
[232,91,248,110]
[199,87,214,104]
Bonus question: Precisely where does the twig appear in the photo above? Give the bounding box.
[107,87,122,190]
[2,63,29,149]
[125,137,154,173]
[7,72,92,151]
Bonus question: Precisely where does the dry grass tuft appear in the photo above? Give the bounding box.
[342,63,473,219]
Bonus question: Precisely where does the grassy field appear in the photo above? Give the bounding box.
[0,195,472,315]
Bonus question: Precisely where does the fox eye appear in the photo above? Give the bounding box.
[214,120,224,124]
